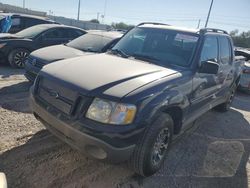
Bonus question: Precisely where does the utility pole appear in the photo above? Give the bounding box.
[197,19,201,29]
[205,0,214,28]
[77,0,81,20]
[103,0,107,23]
[23,0,25,8]
[97,12,100,22]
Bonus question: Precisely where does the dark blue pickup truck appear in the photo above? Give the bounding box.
[30,23,243,176]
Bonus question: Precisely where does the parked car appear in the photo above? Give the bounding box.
[235,49,250,92]
[0,24,86,68]
[30,23,242,176]
[24,31,123,82]
[0,13,57,33]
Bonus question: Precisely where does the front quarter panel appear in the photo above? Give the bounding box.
[122,71,194,127]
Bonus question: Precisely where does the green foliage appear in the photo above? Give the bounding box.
[111,22,134,30]
[89,19,100,24]
[230,30,250,48]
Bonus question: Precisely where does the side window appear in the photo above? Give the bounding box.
[200,36,218,63]
[43,29,64,39]
[219,36,232,64]
[24,18,46,27]
[69,29,84,39]
[11,17,22,30]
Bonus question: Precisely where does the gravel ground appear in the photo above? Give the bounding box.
[0,66,250,188]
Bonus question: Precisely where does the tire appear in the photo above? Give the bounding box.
[215,83,237,112]
[8,48,30,68]
[129,113,174,176]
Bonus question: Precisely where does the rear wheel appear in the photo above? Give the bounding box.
[215,83,237,112]
[8,48,30,68]
[129,113,174,176]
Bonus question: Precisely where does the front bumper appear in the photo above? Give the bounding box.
[30,94,138,163]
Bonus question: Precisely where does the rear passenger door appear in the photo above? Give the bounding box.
[216,36,234,96]
[38,28,68,47]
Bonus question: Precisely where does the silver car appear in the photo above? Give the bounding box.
[235,49,250,92]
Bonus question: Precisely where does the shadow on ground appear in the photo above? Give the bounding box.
[0,81,32,113]
[0,64,25,79]
[0,107,250,188]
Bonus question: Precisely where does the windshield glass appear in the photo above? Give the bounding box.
[67,33,113,52]
[15,25,50,38]
[112,27,199,67]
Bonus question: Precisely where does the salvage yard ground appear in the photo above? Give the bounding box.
[0,65,250,188]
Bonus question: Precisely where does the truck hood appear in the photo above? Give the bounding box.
[31,45,88,63]
[41,54,180,99]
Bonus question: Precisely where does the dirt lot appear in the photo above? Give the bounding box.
[0,65,250,188]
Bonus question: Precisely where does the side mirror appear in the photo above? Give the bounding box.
[199,61,219,74]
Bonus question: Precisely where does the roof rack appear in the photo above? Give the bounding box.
[199,28,228,34]
[137,22,170,27]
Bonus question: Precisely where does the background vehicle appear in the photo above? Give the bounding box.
[235,49,250,92]
[0,24,86,68]
[30,23,241,177]
[24,31,123,82]
[0,13,57,33]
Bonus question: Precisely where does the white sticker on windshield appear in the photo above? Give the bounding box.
[175,34,198,42]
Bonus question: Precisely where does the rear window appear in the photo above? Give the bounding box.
[67,33,113,52]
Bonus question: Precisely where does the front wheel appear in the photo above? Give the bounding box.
[215,83,237,112]
[8,48,30,68]
[129,113,174,176]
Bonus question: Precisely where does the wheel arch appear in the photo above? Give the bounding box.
[161,106,183,134]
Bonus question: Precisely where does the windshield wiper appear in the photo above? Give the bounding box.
[131,53,160,64]
[110,49,129,58]
[82,48,98,53]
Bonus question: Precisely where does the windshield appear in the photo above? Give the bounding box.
[67,33,113,52]
[15,25,50,38]
[112,27,199,68]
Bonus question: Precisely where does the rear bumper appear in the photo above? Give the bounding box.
[30,94,137,163]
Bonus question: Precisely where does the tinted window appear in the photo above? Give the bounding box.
[200,36,218,63]
[68,29,84,38]
[43,29,64,39]
[67,33,113,52]
[24,17,47,27]
[219,36,231,64]
[12,17,21,26]
[113,27,199,67]
[16,25,51,38]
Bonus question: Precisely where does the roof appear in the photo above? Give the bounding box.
[30,24,86,31]
[87,30,123,39]
[138,23,199,34]
[138,23,228,35]
[0,13,54,22]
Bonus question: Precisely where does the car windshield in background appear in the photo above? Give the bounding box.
[67,33,113,52]
[15,25,50,38]
[112,27,199,68]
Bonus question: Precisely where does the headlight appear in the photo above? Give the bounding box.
[86,98,137,125]
[0,43,6,48]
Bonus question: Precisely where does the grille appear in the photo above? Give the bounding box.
[37,77,79,115]
[27,56,46,69]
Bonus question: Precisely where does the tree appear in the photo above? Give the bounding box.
[230,30,250,48]
[89,19,100,24]
[111,22,134,30]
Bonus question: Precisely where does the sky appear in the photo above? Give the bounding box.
[1,0,250,32]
